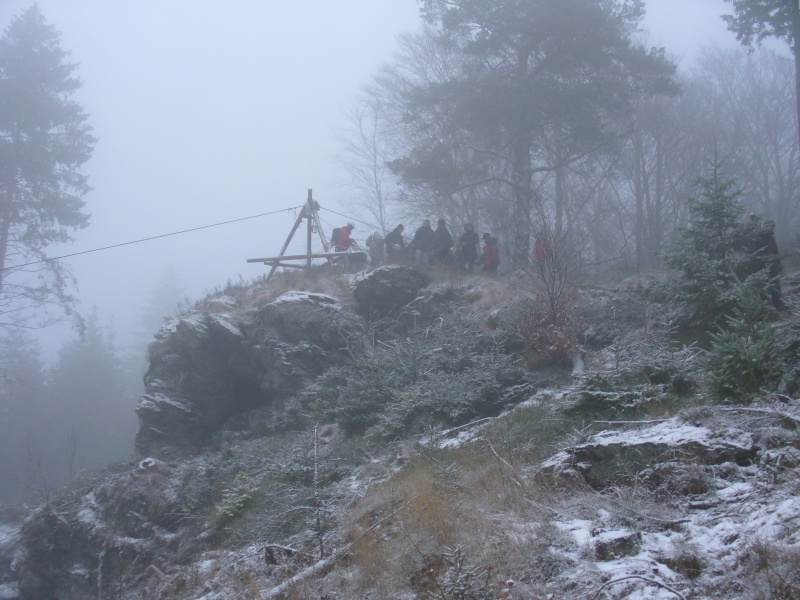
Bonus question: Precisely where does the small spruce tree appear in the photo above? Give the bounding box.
[665,159,773,333]
[706,280,786,399]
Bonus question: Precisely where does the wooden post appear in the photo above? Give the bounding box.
[249,188,341,283]
[265,208,304,284]
[306,189,313,268]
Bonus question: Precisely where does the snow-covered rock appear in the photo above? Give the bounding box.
[542,417,756,489]
[352,265,428,316]
[136,292,359,456]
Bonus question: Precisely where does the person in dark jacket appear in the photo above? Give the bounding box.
[457,223,479,271]
[431,218,454,265]
[411,219,435,262]
[748,215,783,310]
[384,224,405,261]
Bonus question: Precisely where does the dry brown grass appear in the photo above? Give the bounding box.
[337,442,570,598]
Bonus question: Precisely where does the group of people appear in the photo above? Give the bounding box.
[360,218,500,272]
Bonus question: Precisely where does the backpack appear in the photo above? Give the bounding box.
[330,227,341,247]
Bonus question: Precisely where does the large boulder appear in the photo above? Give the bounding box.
[247,291,358,397]
[352,265,428,316]
[15,459,200,600]
[541,417,756,489]
[396,287,458,334]
[136,292,359,456]
[136,313,259,456]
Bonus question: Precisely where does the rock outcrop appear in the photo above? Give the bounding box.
[541,417,756,489]
[352,265,428,316]
[136,291,359,456]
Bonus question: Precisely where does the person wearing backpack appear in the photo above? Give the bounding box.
[332,223,355,251]
[332,223,355,268]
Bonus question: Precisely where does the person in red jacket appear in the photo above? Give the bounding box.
[533,235,552,262]
[333,223,356,268]
[334,223,355,252]
[481,233,500,273]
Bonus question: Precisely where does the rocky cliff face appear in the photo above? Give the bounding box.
[135,266,431,457]
[135,291,362,457]
[2,265,436,599]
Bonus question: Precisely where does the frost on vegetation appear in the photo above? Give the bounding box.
[0,525,18,549]
[12,265,800,599]
[311,311,529,438]
[269,290,338,307]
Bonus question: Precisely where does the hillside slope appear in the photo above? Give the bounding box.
[2,265,799,599]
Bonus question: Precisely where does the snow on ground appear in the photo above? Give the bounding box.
[0,526,17,549]
[269,291,338,306]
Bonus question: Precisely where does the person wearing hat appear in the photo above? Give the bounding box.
[333,223,355,252]
[431,218,454,265]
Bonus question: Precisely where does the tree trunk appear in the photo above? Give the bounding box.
[633,126,646,273]
[555,164,566,238]
[652,134,665,269]
[512,134,533,270]
[792,1,800,154]
[0,187,15,299]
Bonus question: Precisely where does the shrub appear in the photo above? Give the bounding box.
[567,333,700,419]
[706,282,786,400]
[665,159,780,335]
[517,296,582,367]
[314,357,401,435]
[312,312,528,439]
[378,352,529,439]
[429,545,497,600]
[746,538,800,600]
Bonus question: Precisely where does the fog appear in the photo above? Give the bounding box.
[1,0,793,505]
[0,1,421,358]
[0,0,750,359]
[0,0,720,363]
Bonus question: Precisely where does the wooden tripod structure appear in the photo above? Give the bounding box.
[247,189,347,284]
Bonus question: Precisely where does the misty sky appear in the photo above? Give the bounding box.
[0,0,779,359]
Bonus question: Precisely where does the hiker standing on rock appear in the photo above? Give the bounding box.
[333,223,355,269]
[385,224,405,262]
[431,218,454,265]
[457,223,479,272]
[411,219,435,263]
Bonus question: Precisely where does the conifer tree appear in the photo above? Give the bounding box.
[0,6,95,328]
[665,159,774,332]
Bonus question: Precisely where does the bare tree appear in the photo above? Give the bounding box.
[697,47,800,246]
[333,91,401,234]
[530,210,586,327]
[60,426,79,480]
